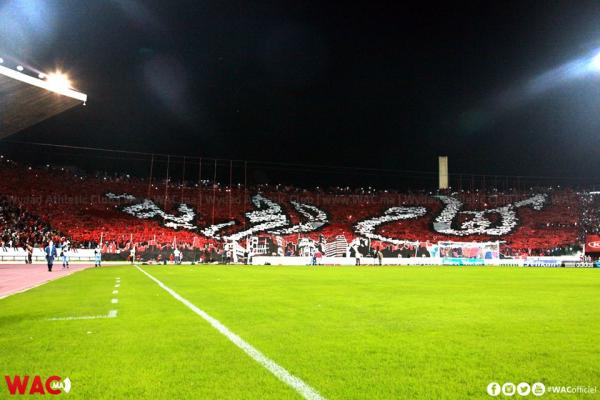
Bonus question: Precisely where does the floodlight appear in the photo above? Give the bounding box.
[46,72,71,91]
[591,52,600,71]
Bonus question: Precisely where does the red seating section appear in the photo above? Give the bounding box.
[0,162,584,253]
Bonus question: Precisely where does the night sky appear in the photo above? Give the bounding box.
[2,0,600,183]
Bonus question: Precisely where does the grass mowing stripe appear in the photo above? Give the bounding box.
[135,265,327,400]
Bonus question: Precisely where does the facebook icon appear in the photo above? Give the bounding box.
[487,382,501,397]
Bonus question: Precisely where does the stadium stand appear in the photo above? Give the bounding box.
[0,159,588,262]
[0,194,63,248]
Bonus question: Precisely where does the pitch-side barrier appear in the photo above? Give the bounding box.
[251,255,595,267]
[0,248,96,262]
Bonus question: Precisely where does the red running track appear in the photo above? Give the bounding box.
[0,263,93,299]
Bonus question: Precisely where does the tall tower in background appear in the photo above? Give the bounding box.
[438,156,448,189]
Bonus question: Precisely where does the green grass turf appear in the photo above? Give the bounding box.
[0,266,599,399]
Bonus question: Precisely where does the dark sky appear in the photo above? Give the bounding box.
[3,0,600,183]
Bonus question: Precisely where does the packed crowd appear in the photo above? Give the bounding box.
[0,195,63,248]
[580,192,600,236]
[0,160,594,257]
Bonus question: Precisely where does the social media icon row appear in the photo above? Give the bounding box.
[487,382,545,397]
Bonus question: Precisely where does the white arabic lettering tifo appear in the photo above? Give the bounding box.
[106,193,329,240]
[432,194,546,236]
[122,199,196,230]
[354,206,427,245]
[106,192,547,241]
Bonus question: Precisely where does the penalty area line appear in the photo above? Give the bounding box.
[135,265,326,400]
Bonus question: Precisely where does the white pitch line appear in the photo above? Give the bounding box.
[112,290,119,294]
[115,284,120,288]
[111,298,118,304]
[135,265,325,400]
[48,310,118,321]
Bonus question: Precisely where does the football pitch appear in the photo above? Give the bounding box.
[1,265,598,399]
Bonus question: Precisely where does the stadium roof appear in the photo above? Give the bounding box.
[0,64,87,139]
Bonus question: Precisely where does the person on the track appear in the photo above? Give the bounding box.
[129,246,136,264]
[61,239,70,269]
[25,242,33,264]
[44,240,58,272]
[94,245,102,267]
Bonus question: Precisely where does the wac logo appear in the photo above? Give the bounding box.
[4,375,71,395]
[588,241,600,249]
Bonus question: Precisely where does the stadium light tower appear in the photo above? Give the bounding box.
[438,156,449,190]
